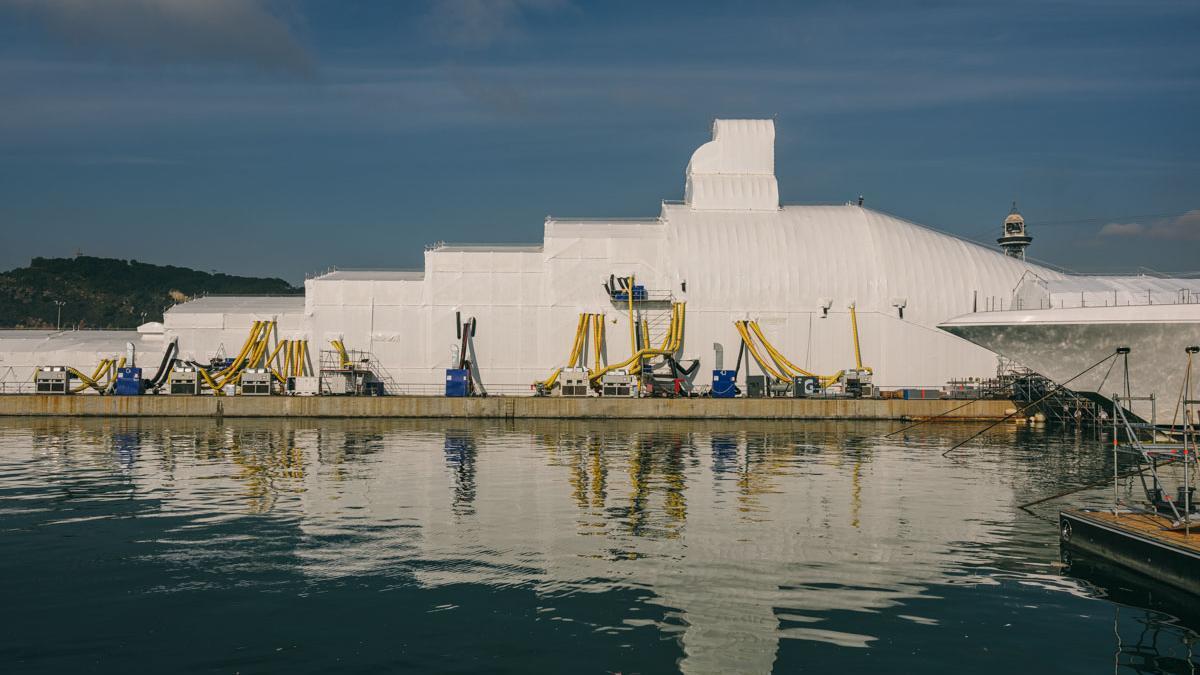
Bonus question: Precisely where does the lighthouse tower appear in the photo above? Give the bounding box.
[997,202,1032,260]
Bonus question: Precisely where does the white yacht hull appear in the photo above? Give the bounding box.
[939,304,1200,423]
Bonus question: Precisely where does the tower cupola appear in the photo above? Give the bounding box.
[997,202,1032,260]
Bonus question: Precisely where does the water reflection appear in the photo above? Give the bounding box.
[1,417,1196,674]
[444,431,477,516]
[1063,550,1200,673]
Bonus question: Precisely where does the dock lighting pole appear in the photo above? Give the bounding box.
[54,300,65,330]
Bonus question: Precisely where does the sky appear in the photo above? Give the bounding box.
[0,0,1197,283]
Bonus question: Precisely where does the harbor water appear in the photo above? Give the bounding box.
[1,417,1196,674]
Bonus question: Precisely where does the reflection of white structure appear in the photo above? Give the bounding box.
[7,418,1024,673]
[942,274,1200,421]
[277,423,1016,674]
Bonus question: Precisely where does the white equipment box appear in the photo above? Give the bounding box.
[560,368,590,397]
[240,369,274,396]
[288,376,321,396]
[600,371,634,397]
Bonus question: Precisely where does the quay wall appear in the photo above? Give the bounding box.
[0,395,1015,420]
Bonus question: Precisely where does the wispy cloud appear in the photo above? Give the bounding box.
[0,0,313,75]
[3,58,1195,143]
[424,0,570,49]
[1099,210,1200,240]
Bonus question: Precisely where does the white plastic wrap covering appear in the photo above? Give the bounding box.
[0,330,168,392]
[659,202,1057,385]
[685,119,779,211]
[164,300,307,365]
[8,118,1183,393]
[305,249,550,388]
[1013,272,1200,310]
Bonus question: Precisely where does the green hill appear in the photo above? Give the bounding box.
[0,256,300,329]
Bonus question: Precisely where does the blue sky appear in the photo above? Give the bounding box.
[0,0,1197,282]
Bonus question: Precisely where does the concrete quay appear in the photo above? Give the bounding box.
[0,394,1015,421]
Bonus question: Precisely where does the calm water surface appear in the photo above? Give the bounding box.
[0,417,1196,674]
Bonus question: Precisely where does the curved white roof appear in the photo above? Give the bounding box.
[664,202,1061,323]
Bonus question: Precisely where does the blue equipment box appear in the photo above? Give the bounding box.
[445,368,470,397]
[711,370,737,398]
[115,367,143,396]
[611,285,648,302]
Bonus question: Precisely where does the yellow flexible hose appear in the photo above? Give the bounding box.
[266,339,288,384]
[215,321,262,379]
[67,367,101,392]
[71,359,108,392]
[735,322,787,381]
[248,326,271,367]
[265,339,287,379]
[849,304,864,371]
[199,368,220,393]
[627,275,636,355]
[90,359,109,381]
[590,302,685,382]
[572,315,589,369]
[745,320,830,384]
[211,321,264,384]
[741,319,863,387]
[331,339,352,369]
[540,313,590,389]
[67,355,122,393]
[104,356,127,393]
[214,322,273,390]
[592,314,603,374]
[748,321,810,378]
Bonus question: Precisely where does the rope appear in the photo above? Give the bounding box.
[942,350,1122,457]
[887,354,1120,439]
[1018,461,1175,513]
[884,397,987,437]
[1094,357,1118,403]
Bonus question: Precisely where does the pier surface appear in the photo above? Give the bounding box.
[0,394,1015,420]
[1061,509,1200,596]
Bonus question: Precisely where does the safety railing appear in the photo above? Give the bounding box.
[974,291,1200,312]
[382,382,536,397]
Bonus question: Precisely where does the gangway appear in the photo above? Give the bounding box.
[1057,347,1198,597]
[1109,347,1197,530]
[1010,373,1108,427]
